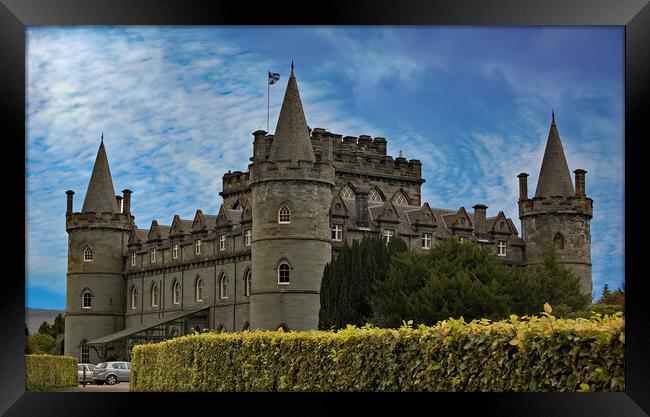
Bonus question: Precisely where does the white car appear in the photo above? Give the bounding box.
[77,363,96,384]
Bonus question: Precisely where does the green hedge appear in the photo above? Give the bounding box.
[131,313,624,392]
[25,354,78,391]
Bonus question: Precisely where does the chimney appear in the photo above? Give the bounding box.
[574,169,587,197]
[472,204,487,238]
[116,195,123,213]
[122,189,132,216]
[252,130,268,162]
[517,173,529,201]
[355,191,369,227]
[66,190,75,214]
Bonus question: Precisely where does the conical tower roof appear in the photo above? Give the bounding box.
[81,138,119,213]
[534,114,575,198]
[268,66,315,163]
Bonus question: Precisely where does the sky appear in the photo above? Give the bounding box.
[26,27,624,309]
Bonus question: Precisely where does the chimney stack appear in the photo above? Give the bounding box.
[517,173,529,201]
[66,190,74,214]
[122,189,132,216]
[355,191,369,227]
[574,169,587,197]
[116,195,123,213]
[472,204,487,238]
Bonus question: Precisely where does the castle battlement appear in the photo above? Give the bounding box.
[519,196,593,218]
[66,211,132,231]
[249,159,335,185]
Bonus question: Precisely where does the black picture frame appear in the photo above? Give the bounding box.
[2,1,649,415]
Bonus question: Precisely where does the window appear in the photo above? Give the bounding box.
[554,232,564,250]
[244,269,251,296]
[219,235,225,251]
[83,247,93,262]
[151,283,159,307]
[278,205,291,224]
[245,230,252,246]
[81,344,89,363]
[369,188,384,203]
[383,230,394,244]
[82,290,92,309]
[459,236,465,243]
[497,240,507,257]
[195,239,202,255]
[278,261,290,285]
[150,248,156,263]
[331,224,342,241]
[131,252,136,266]
[422,233,432,250]
[341,186,355,200]
[173,280,181,305]
[393,192,408,205]
[219,274,228,299]
[131,287,138,310]
[172,243,179,259]
[195,277,203,302]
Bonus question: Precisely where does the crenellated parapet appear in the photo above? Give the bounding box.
[66,211,133,232]
[249,159,335,186]
[519,195,593,218]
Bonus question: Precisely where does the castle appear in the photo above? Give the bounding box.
[64,68,593,363]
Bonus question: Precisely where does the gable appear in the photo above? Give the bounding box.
[330,195,350,218]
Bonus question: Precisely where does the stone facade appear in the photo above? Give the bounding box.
[64,70,593,363]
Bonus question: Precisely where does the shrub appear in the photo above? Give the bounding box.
[25,354,77,391]
[131,312,624,392]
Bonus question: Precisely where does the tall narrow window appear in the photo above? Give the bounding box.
[245,230,252,246]
[151,283,159,307]
[131,287,138,310]
[244,269,251,296]
[82,290,92,309]
[173,243,179,259]
[81,344,89,364]
[195,239,202,255]
[150,248,156,263]
[422,233,432,250]
[131,252,136,266]
[195,277,203,302]
[554,232,564,250]
[83,247,93,262]
[219,235,226,251]
[278,261,290,285]
[331,225,343,241]
[497,240,507,257]
[173,280,181,305]
[219,274,228,300]
[383,230,394,244]
[278,205,291,224]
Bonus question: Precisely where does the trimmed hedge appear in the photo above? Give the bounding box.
[25,354,78,391]
[131,313,624,392]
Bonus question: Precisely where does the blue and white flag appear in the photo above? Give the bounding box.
[268,71,280,85]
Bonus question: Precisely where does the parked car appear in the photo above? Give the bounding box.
[91,361,131,385]
[77,363,96,383]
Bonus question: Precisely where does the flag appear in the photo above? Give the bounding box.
[268,71,280,85]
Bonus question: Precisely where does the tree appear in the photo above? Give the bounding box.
[52,314,65,338]
[27,333,56,354]
[38,321,52,336]
[597,285,624,309]
[319,234,408,330]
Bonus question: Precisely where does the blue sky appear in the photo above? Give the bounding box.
[26,27,624,309]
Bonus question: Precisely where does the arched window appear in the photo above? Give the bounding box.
[242,321,250,331]
[369,188,384,203]
[83,247,93,262]
[80,343,89,363]
[219,273,228,300]
[195,277,203,302]
[169,328,179,337]
[278,261,290,285]
[341,186,355,200]
[131,287,138,310]
[217,323,225,332]
[172,280,181,305]
[82,290,92,309]
[243,269,252,296]
[277,323,290,332]
[151,283,159,307]
[392,192,408,205]
[554,232,565,250]
[278,205,291,224]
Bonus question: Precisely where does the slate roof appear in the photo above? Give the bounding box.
[81,140,119,213]
[535,117,575,198]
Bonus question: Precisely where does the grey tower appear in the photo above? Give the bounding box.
[64,139,132,362]
[518,114,593,296]
[248,66,335,330]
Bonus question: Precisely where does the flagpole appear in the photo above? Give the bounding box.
[267,70,270,132]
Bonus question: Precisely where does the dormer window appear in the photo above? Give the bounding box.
[131,252,136,266]
[422,233,432,250]
[219,235,226,251]
[173,244,179,259]
[245,230,252,246]
[278,205,291,224]
[83,247,93,262]
[195,239,202,255]
[150,248,157,263]
[497,240,507,257]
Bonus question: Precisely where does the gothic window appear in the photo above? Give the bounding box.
[497,240,507,257]
[219,273,228,300]
[150,248,157,263]
[83,247,93,262]
[195,277,203,302]
[173,244,179,259]
[173,280,181,305]
[392,192,408,206]
[554,232,565,250]
[195,239,202,255]
[244,269,252,297]
[81,344,89,363]
[82,290,92,309]
[341,186,355,200]
[278,261,290,285]
[332,224,343,241]
[232,200,241,209]
[422,233,432,250]
[151,283,159,307]
[369,188,384,203]
[383,229,394,244]
[131,252,136,266]
[131,287,138,310]
[278,205,291,224]
[245,230,252,246]
[219,235,226,251]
